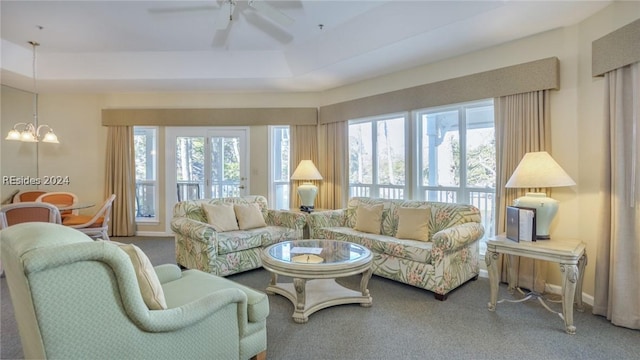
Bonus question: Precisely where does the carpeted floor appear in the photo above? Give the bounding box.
[2,236,638,359]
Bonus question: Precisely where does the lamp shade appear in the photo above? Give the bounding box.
[290,160,323,181]
[505,151,575,188]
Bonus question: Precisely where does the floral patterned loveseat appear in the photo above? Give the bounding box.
[308,197,484,300]
[171,195,306,276]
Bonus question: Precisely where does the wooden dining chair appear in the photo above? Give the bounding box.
[0,202,62,229]
[35,192,79,218]
[0,202,63,275]
[13,190,48,203]
[62,194,116,241]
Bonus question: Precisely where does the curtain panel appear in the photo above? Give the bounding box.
[494,90,551,293]
[289,125,319,210]
[593,62,640,330]
[317,121,348,210]
[104,126,136,236]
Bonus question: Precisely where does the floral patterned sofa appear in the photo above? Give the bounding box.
[171,195,306,276]
[308,197,484,300]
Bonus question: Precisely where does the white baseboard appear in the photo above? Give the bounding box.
[477,269,593,306]
[134,231,173,237]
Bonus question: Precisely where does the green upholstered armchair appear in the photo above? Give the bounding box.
[0,223,269,360]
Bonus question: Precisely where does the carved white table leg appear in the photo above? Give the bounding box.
[293,278,308,323]
[560,263,579,335]
[486,250,500,311]
[266,272,278,295]
[575,253,587,312]
[360,268,373,307]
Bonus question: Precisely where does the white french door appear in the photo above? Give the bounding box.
[166,127,249,223]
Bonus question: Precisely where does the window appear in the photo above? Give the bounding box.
[134,127,158,222]
[417,100,495,252]
[347,100,495,252]
[269,126,290,209]
[348,114,407,199]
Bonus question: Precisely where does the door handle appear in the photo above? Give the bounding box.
[239,185,246,189]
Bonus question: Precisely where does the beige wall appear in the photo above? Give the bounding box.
[1,86,39,201]
[1,2,637,300]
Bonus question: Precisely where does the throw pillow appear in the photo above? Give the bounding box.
[354,203,384,235]
[201,202,239,232]
[396,207,431,241]
[234,203,267,230]
[111,242,167,310]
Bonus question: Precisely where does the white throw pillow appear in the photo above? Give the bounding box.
[396,207,431,241]
[234,203,267,230]
[112,242,167,310]
[202,202,239,232]
[354,204,384,235]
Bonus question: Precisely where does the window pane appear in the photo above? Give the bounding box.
[376,117,405,186]
[421,110,459,187]
[465,105,496,188]
[273,127,290,182]
[211,136,240,198]
[270,126,290,209]
[349,122,372,184]
[176,136,204,201]
[134,127,157,219]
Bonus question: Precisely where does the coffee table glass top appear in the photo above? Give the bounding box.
[266,240,369,265]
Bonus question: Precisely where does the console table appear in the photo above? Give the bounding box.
[485,235,587,334]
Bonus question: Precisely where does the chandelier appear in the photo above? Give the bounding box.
[5,41,59,144]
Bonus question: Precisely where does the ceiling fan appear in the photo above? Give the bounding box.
[216,0,294,30]
[149,0,294,31]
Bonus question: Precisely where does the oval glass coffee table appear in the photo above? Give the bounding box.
[261,239,373,323]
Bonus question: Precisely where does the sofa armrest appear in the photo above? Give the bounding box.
[154,264,182,284]
[308,209,346,238]
[431,222,485,252]
[170,217,218,247]
[265,209,307,231]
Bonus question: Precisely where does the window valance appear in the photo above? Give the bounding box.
[319,57,559,124]
[102,107,318,126]
[592,18,640,77]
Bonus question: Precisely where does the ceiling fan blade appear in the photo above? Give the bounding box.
[248,0,294,27]
[215,1,234,30]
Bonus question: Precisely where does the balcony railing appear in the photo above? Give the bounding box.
[135,181,156,218]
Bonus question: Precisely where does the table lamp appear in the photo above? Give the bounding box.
[291,160,323,213]
[505,151,576,240]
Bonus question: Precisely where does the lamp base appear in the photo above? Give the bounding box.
[297,183,318,211]
[513,192,559,240]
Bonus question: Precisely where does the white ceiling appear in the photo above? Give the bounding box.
[0,0,612,93]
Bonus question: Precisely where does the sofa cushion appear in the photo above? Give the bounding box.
[260,226,300,246]
[112,242,167,310]
[395,207,431,241]
[217,230,266,255]
[202,203,239,232]
[323,227,433,264]
[234,203,268,230]
[354,203,384,235]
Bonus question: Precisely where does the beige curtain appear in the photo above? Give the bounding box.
[105,126,136,236]
[317,121,349,210]
[593,62,640,330]
[289,125,319,210]
[494,90,551,293]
